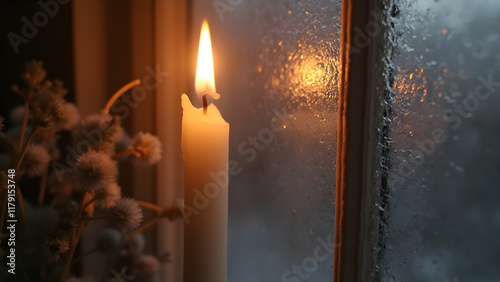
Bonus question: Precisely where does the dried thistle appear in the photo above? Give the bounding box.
[51,79,69,97]
[42,225,72,261]
[72,113,123,154]
[73,150,118,193]
[111,198,143,230]
[129,132,162,165]
[19,144,51,177]
[12,60,52,101]
[59,102,80,130]
[94,182,122,209]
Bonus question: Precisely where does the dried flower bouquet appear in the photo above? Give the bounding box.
[0,61,182,282]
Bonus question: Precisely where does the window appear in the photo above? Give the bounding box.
[378,0,500,281]
[336,0,500,281]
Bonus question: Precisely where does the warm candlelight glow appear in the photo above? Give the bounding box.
[182,19,229,282]
[195,19,219,100]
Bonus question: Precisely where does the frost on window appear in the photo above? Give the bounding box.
[377,0,500,281]
[191,0,341,281]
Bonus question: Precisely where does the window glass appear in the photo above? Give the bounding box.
[378,0,500,280]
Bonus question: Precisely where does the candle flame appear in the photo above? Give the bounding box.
[195,19,219,100]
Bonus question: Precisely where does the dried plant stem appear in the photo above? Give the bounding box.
[103,79,141,114]
[14,128,40,171]
[136,200,163,212]
[126,204,182,240]
[0,127,39,242]
[83,196,97,211]
[38,168,49,206]
[127,216,161,240]
[58,191,88,282]
[17,101,29,151]
[113,149,137,160]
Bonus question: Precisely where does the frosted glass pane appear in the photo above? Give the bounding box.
[379,0,500,281]
[191,1,341,281]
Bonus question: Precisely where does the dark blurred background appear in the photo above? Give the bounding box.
[0,0,75,121]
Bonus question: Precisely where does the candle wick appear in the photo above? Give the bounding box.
[202,94,208,115]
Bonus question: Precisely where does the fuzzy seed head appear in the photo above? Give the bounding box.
[73,151,118,192]
[112,197,143,229]
[130,132,162,165]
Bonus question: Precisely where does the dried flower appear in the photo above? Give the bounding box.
[43,229,71,261]
[10,61,52,101]
[51,79,68,97]
[95,228,123,256]
[30,90,63,125]
[94,182,122,209]
[129,132,162,165]
[24,60,47,87]
[112,198,143,230]
[20,144,51,177]
[72,113,123,154]
[35,215,74,262]
[73,151,118,192]
[59,102,80,130]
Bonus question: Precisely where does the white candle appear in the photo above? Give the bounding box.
[182,20,229,282]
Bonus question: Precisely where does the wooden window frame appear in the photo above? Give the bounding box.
[334,0,393,281]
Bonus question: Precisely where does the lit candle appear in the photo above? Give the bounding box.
[181,19,229,282]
